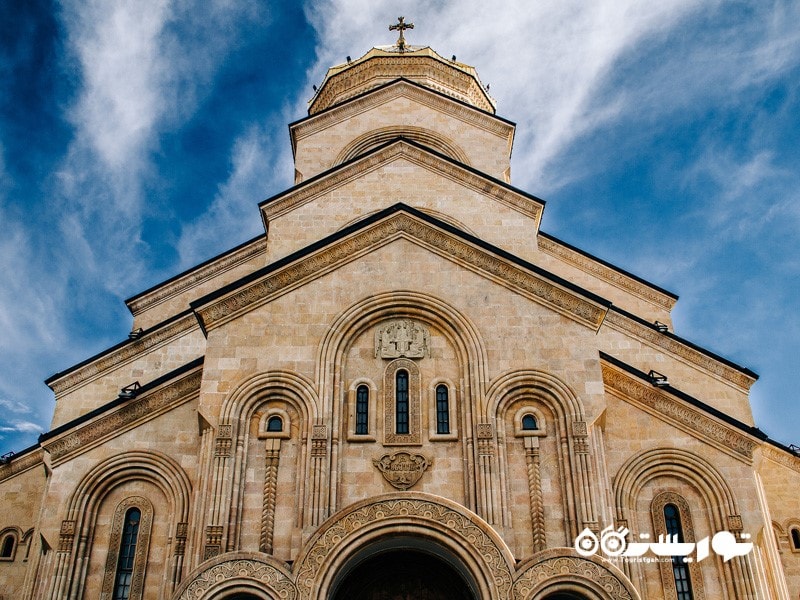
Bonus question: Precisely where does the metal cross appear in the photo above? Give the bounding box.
[389,16,414,52]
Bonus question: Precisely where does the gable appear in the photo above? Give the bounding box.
[193,205,607,334]
[260,138,544,265]
[292,79,514,182]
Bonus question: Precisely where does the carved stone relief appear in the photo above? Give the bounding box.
[375,319,429,359]
[373,452,431,490]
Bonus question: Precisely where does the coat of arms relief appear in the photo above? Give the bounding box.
[375,319,429,359]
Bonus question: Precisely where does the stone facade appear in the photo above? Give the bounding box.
[1,42,798,600]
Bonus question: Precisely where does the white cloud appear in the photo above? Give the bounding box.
[53,0,271,292]
[0,421,44,434]
[62,0,172,173]
[0,398,32,415]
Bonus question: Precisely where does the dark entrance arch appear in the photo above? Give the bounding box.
[330,546,476,600]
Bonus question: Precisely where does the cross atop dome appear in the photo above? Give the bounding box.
[389,16,414,52]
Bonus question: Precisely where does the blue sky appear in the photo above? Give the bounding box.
[1,0,798,455]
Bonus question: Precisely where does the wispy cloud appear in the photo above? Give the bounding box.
[176,119,295,268]
[54,0,270,291]
[0,421,44,435]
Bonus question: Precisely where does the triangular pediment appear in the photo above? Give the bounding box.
[193,204,608,333]
[260,137,543,231]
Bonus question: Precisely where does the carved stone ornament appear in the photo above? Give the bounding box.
[375,319,429,359]
[373,451,431,490]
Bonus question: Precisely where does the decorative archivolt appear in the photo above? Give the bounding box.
[219,369,320,427]
[50,450,192,600]
[63,449,192,522]
[613,447,738,529]
[486,369,595,538]
[486,369,586,426]
[172,552,297,600]
[335,127,470,166]
[513,548,640,600]
[293,492,516,600]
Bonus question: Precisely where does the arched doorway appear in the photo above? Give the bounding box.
[330,539,477,600]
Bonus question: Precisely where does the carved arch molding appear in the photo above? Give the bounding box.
[172,495,638,600]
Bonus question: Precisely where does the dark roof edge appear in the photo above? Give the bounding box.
[297,76,514,126]
[0,442,41,464]
[763,436,800,459]
[599,351,766,440]
[194,202,610,313]
[608,305,759,380]
[260,135,544,214]
[539,230,678,300]
[44,309,197,386]
[40,357,204,443]
[125,233,265,306]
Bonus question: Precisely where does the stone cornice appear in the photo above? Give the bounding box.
[601,362,759,461]
[761,444,800,474]
[126,237,267,316]
[310,55,494,114]
[603,309,756,391]
[0,448,44,484]
[195,211,607,333]
[538,235,676,311]
[47,313,199,397]
[262,140,542,227]
[293,79,513,150]
[42,368,202,465]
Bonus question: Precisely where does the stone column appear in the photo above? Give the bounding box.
[524,436,546,553]
[260,439,281,553]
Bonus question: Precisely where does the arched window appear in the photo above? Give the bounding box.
[435,385,450,434]
[0,533,15,559]
[791,527,800,551]
[383,359,420,445]
[396,370,409,434]
[522,414,538,430]
[113,508,141,600]
[266,415,283,432]
[101,497,153,600]
[664,504,693,600]
[356,385,369,435]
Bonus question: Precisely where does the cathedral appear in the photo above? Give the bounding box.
[2,22,800,600]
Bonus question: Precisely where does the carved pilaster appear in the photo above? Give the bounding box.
[214,425,233,457]
[204,525,223,560]
[476,423,499,524]
[571,421,597,528]
[260,442,281,554]
[728,514,744,533]
[309,425,329,526]
[525,443,546,553]
[58,520,75,553]
[172,522,187,556]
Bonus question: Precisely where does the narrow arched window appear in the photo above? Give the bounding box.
[113,508,141,600]
[0,533,15,559]
[356,385,369,435]
[267,416,283,432]
[436,385,450,434]
[396,370,409,434]
[522,414,538,430]
[791,527,800,550]
[664,504,693,600]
